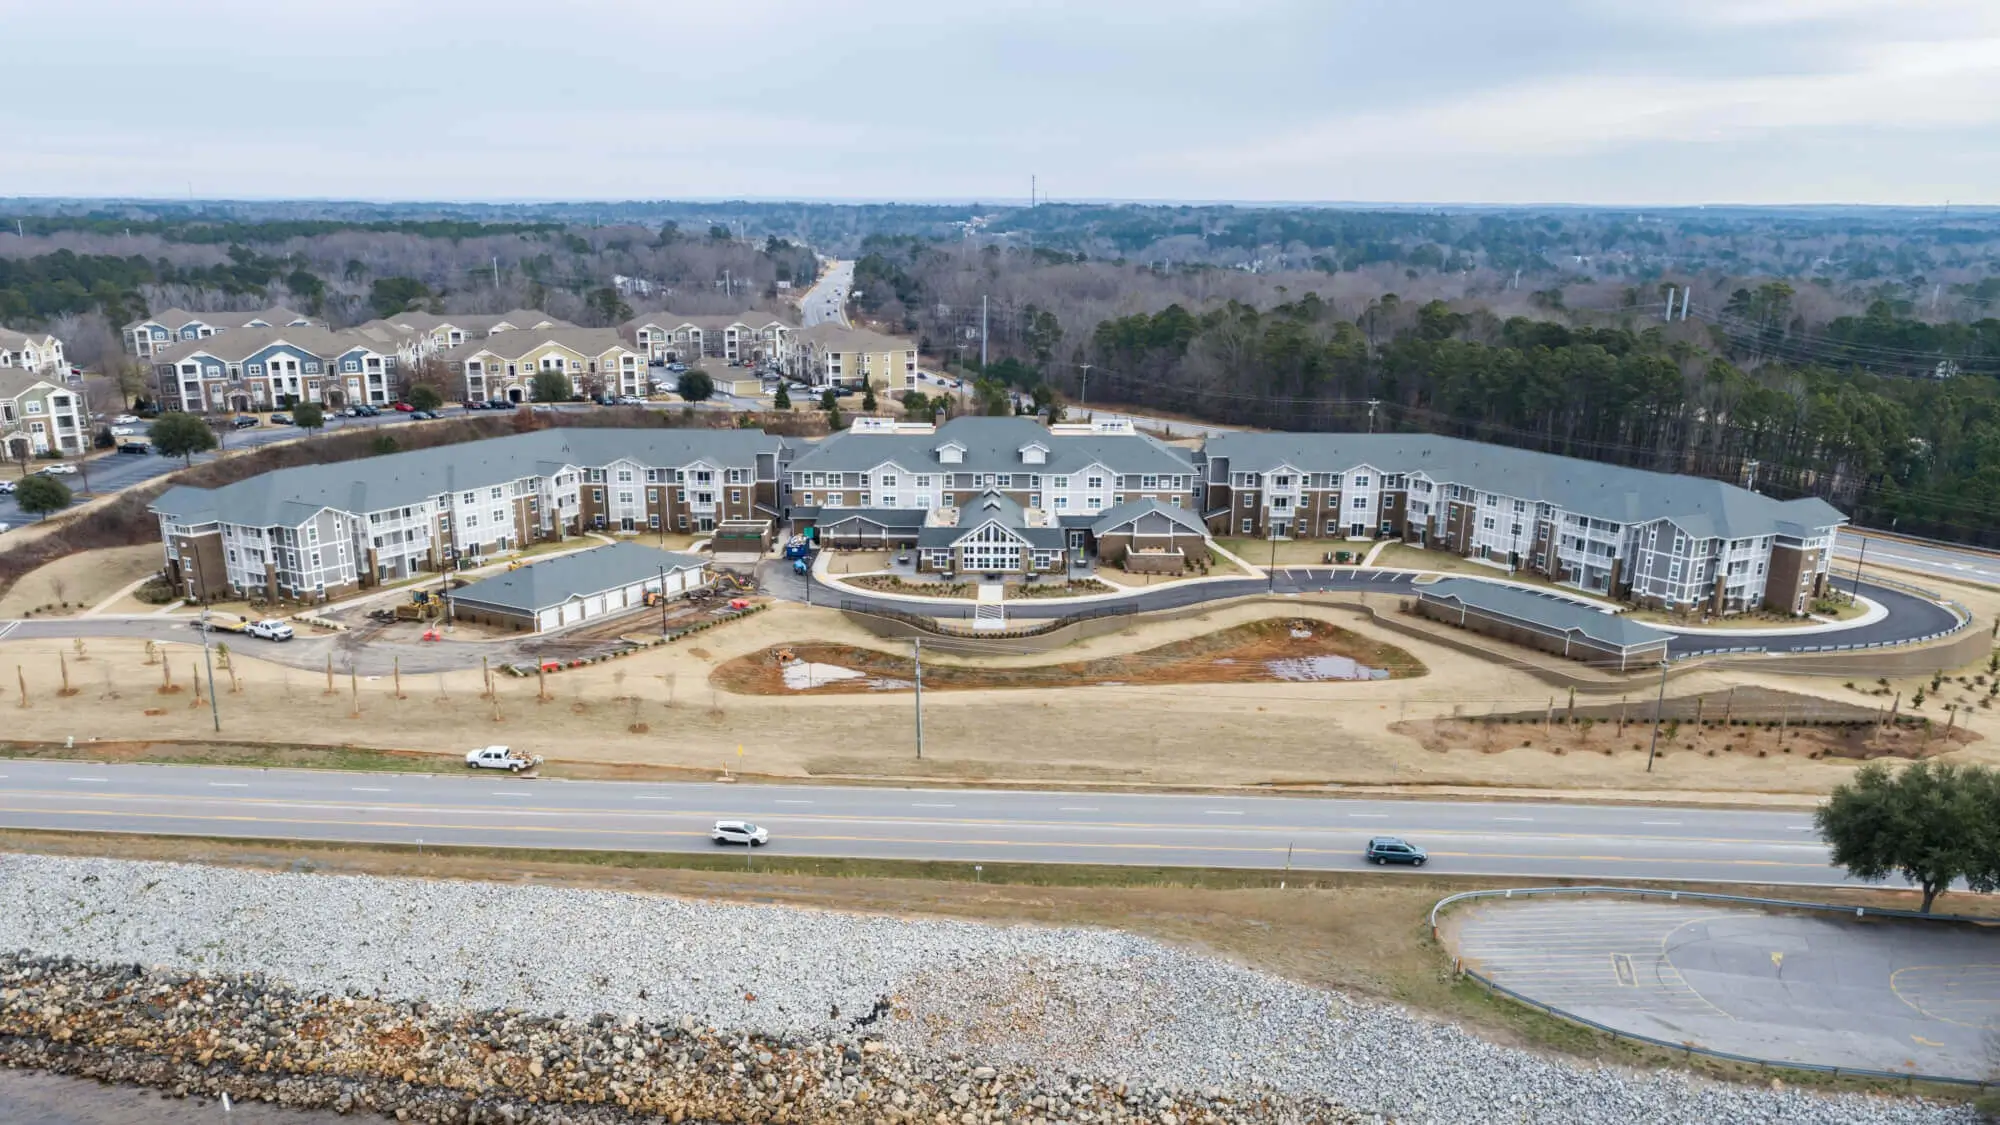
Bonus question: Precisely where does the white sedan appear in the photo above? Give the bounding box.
[39,463,77,475]
[110,425,140,437]
[112,414,141,425]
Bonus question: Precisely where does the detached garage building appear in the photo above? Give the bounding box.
[450,542,710,633]
[1413,576,1670,672]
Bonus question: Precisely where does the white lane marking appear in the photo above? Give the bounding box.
[208,782,248,788]
[1495,817,1535,822]
[774,799,812,805]
[0,622,16,641]
[633,795,669,801]
[1786,825,1815,831]
[491,791,533,798]
[351,787,389,793]
[1642,821,1682,826]
[1348,813,1388,818]
[1204,810,1244,816]
[66,776,106,783]
[912,802,956,808]
[1058,807,1098,812]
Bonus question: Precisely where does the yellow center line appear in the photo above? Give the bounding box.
[0,787,1827,847]
[0,804,1841,867]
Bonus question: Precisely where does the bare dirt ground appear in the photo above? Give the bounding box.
[0,544,161,617]
[7,594,1996,796]
[713,617,1419,695]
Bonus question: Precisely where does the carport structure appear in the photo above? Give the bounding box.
[449,542,709,633]
[1414,576,1669,671]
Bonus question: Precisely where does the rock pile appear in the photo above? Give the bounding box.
[0,954,1357,1124]
[0,854,1978,1124]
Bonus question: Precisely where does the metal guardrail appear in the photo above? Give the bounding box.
[1429,886,1998,1090]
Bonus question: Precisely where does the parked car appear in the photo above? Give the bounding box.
[462,400,486,411]
[408,410,436,420]
[0,479,14,494]
[357,404,382,417]
[392,402,414,412]
[233,415,260,428]
[269,412,292,425]
[39,463,77,475]
[109,425,139,437]
[615,394,644,405]
[1364,836,1427,866]
[116,442,151,456]
[245,619,294,641]
[711,820,769,847]
[112,414,140,425]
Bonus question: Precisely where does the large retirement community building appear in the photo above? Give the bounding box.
[149,417,1843,617]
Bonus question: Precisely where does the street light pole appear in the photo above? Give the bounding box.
[1268,530,1277,593]
[1850,535,1868,603]
[1644,658,1669,772]
[912,638,924,760]
[658,563,668,634]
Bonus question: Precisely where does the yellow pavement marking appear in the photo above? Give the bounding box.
[0,786,1828,846]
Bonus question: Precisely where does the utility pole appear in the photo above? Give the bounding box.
[912,638,924,759]
[1268,532,1278,593]
[1366,398,1381,433]
[190,554,221,733]
[1644,658,1669,772]
[1850,536,1869,602]
[980,296,988,370]
[492,257,500,288]
[1743,459,1760,492]
[658,564,669,634]
[1077,363,1092,406]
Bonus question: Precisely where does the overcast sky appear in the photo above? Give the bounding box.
[4,0,1996,205]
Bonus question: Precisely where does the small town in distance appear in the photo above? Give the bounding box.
[0,4,1997,1124]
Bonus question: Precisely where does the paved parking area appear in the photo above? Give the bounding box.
[1447,897,1999,1079]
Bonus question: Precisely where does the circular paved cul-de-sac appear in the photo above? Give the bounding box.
[1444,896,1999,1079]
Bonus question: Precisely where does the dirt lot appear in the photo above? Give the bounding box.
[0,829,1986,1101]
[0,544,162,617]
[1397,709,1977,766]
[7,593,1996,797]
[712,617,1421,695]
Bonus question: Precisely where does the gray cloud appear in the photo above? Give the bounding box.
[0,0,1991,203]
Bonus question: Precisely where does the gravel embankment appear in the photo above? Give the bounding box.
[0,854,1978,1125]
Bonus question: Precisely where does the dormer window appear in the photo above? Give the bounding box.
[937,442,965,464]
[1019,443,1048,465]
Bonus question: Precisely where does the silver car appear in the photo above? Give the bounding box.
[711,820,770,847]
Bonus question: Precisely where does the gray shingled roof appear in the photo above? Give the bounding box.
[1416,577,1670,652]
[146,428,782,529]
[916,489,1066,550]
[149,326,389,365]
[791,416,1193,478]
[1090,497,1207,537]
[1203,432,1843,541]
[447,328,632,360]
[451,542,705,614]
[125,307,309,333]
[0,368,65,400]
[817,507,925,533]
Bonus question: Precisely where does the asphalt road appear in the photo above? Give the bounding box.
[1834,528,2000,587]
[800,260,853,328]
[1451,896,1997,1079]
[0,759,1851,885]
[781,562,1957,658]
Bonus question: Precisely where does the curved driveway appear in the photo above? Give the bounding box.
[0,565,1966,676]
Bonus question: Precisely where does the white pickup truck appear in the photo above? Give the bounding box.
[465,745,543,773]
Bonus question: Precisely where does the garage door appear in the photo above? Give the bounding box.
[560,601,583,627]
[663,571,684,594]
[585,595,606,617]
[538,608,560,631]
[608,587,626,610]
